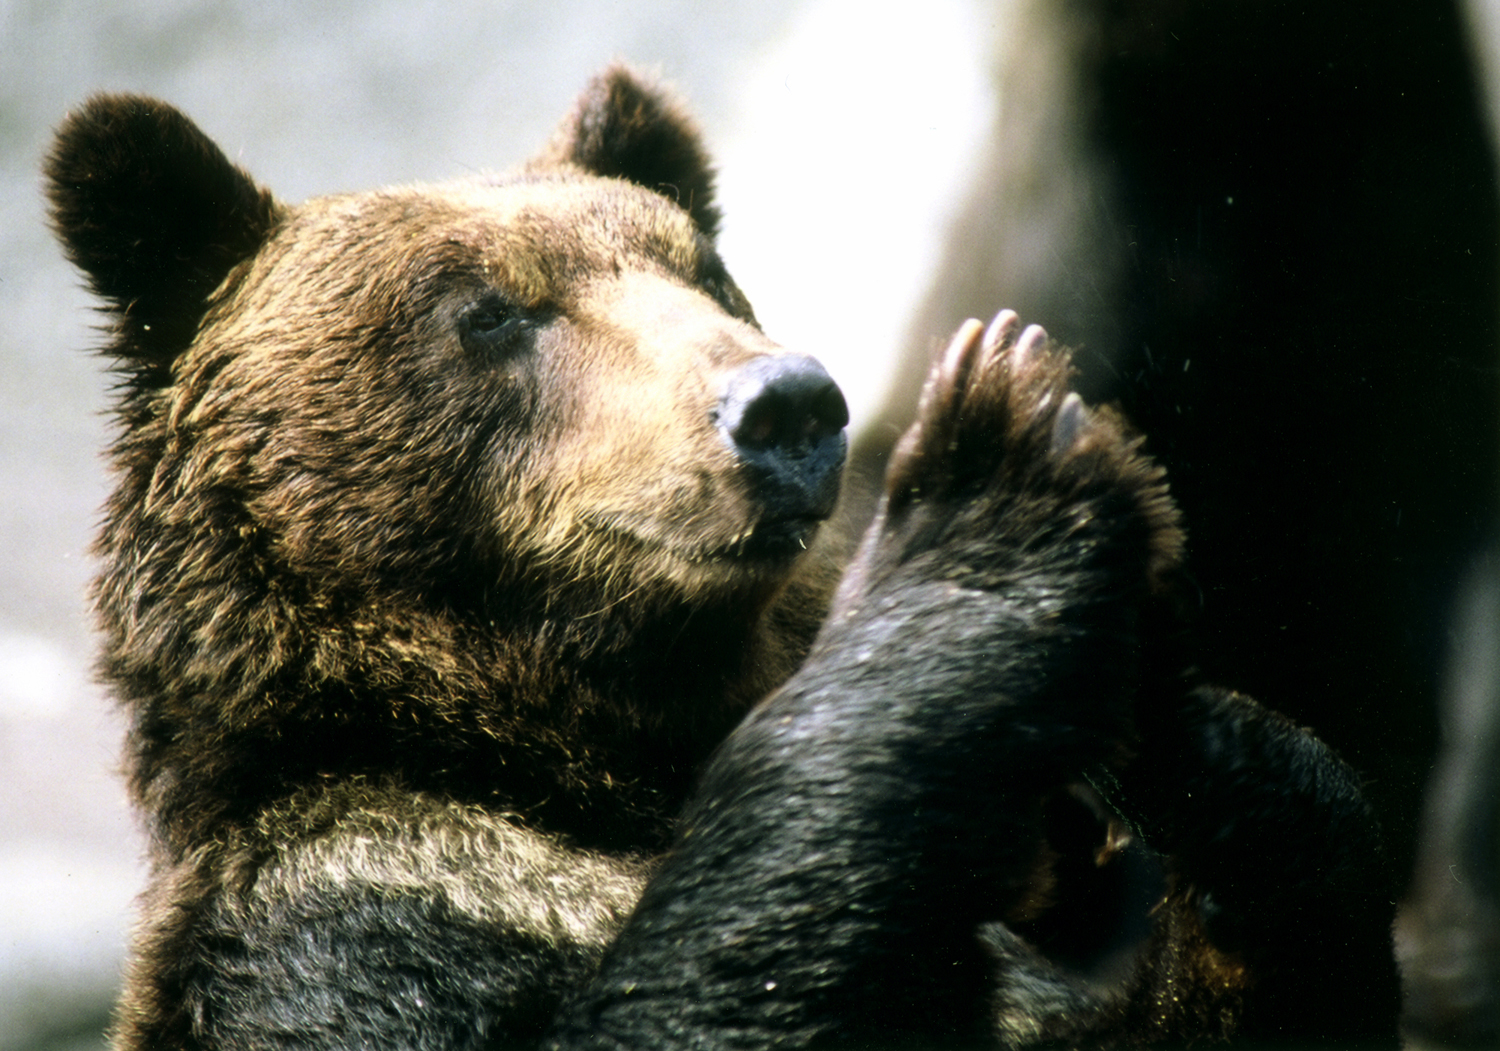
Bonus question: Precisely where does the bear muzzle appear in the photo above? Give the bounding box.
[715,354,849,549]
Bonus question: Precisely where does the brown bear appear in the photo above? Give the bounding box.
[47,67,1399,1049]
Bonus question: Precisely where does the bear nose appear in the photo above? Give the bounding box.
[716,354,849,521]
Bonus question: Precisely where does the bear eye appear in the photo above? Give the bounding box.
[459,293,530,358]
[697,260,758,326]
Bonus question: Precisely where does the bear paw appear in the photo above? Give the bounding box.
[869,310,1184,600]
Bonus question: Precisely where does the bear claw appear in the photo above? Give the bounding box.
[936,317,985,411]
[981,309,1021,356]
[1051,391,1088,455]
[1012,323,1049,370]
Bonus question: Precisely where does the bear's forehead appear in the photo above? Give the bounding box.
[258,175,706,309]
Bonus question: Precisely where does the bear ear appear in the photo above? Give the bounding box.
[45,94,283,369]
[537,66,722,240]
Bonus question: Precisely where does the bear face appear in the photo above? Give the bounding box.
[59,81,844,621]
[170,180,843,615]
[49,69,846,861]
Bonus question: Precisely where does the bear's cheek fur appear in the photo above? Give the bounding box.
[158,300,528,596]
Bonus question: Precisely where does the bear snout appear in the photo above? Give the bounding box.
[715,354,849,526]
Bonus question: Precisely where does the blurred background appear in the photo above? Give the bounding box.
[2,1,1497,1049]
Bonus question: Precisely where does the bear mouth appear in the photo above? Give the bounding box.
[580,510,823,565]
[714,516,823,560]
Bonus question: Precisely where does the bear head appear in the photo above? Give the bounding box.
[46,68,848,852]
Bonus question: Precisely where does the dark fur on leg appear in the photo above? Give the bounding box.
[1101,685,1403,1047]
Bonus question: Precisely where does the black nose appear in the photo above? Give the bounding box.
[716,354,849,521]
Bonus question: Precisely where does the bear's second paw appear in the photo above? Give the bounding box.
[874,310,1184,596]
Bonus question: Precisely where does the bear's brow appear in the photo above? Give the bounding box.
[273,183,707,314]
[439,178,704,276]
